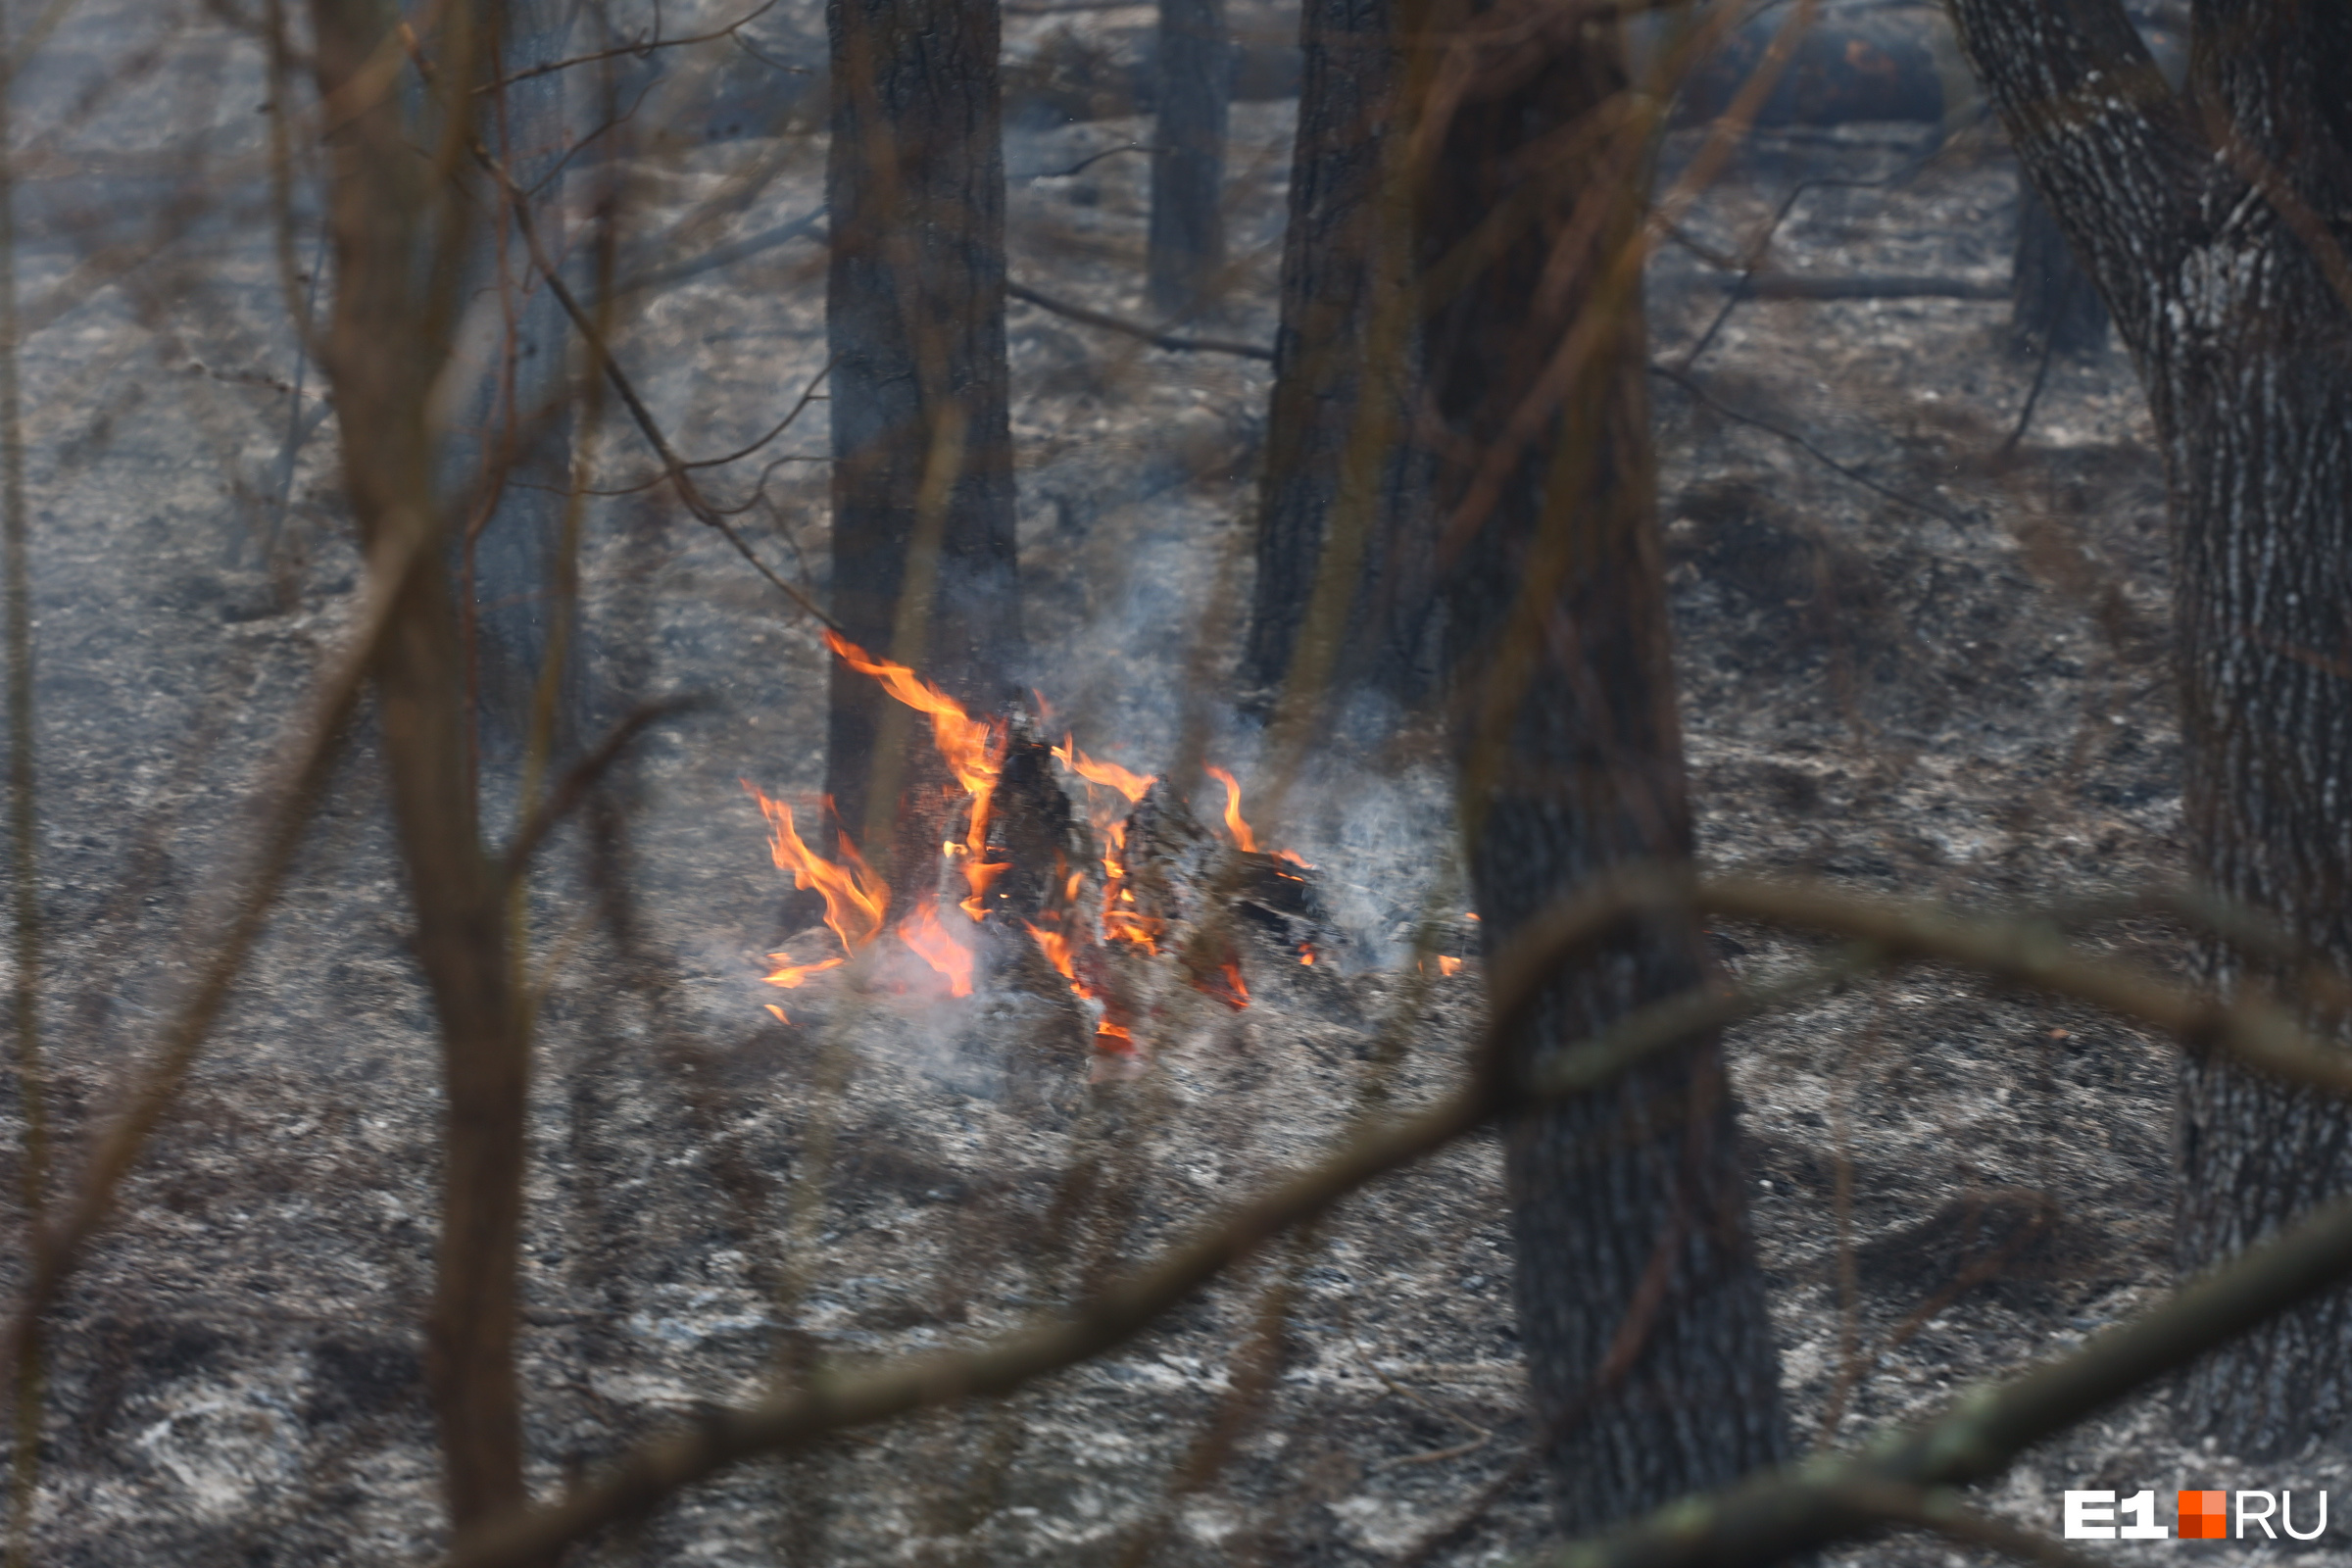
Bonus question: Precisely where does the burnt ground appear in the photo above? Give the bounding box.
[1,2,2339,1565]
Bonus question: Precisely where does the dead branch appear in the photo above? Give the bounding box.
[1007,281,1278,361]
[1647,362,1971,526]
[1526,1181,2352,1568]
[499,696,709,885]
[471,143,840,631]
[1696,876,2352,1098]
[437,867,2352,1567]
[1695,273,2007,301]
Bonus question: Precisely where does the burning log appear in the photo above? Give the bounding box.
[748,632,1338,1065]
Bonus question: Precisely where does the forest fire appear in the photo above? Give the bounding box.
[750,637,1317,1054]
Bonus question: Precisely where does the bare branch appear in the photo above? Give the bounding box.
[499,695,709,885]
[1529,1180,2352,1568]
[1007,281,1277,361]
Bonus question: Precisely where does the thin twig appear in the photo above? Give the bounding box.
[500,695,709,886]
[439,867,2352,1567]
[1007,281,1277,361]
[1647,361,1971,527]
[473,144,841,630]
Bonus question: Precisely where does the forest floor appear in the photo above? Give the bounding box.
[4,2,2335,1565]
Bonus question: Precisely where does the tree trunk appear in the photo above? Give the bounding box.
[1238,0,1433,721]
[823,0,1020,887]
[458,0,589,787]
[1417,0,1788,1529]
[2009,180,2108,358]
[309,0,537,1542]
[1948,0,2352,1456]
[1147,0,1230,318]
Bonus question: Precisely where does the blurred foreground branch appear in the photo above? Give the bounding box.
[442,868,2352,1567]
[1534,1180,2352,1568]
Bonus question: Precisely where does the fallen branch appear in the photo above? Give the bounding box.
[1691,272,2007,301]
[1646,362,1971,527]
[1007,281,1278,362]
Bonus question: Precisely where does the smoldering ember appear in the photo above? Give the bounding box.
[1,0,2350,1564]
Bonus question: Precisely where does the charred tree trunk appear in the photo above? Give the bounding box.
[2009,180,2108,357]
[457,0,589,787]
[1238,0,1431,720]
[1418,1,1788,1529]
[824,0,1020,889]
[1147,0,1231,317]
[1948,0,2352,1455]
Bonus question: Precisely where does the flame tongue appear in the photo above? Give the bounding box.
[902,896,976,997]
[1204,765,1256,854]
[822,629,1010,919]
[749,786,889,952]
[1054,740,1154,804]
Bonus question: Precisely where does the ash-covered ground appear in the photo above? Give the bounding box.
[0,1,2325,1565]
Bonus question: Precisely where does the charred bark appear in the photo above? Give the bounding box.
[1948,0,2352,1455]
[1238,0,1432,719]
[1147,0,1231,317]
[457,0,590,780]
[823,0,1021,887]
[2009,181,2108,358]
[1418,0,1788,1529]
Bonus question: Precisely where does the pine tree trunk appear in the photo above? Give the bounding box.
[1147,0,1230,318]
[823,0,1020,882]
[1238,0,1431,719]
[1418,1,1788,1528]
[462,0,587,776]
[1948,0,2352,1456]
[2009,180,2108,358]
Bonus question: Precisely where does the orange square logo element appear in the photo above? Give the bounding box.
[2180,1491,2229,1540]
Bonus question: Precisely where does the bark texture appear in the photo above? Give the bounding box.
[1419,0,1788,1529]
[310,0,536,1538]
[1948,0,2352,1455]
[1238,0,1432,717]
[823,0,1019,879]
[459,0,589,774]
[1147,0,1231,317]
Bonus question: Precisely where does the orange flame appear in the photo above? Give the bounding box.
[765,1003,791,1025]
[1024,919,1080,983]
[822,630,1011,920]
[901,898,975,998]
[1102,908,1165,953]
[1275,849,1311,869]
[1205,766,1256,853]
[1438,955,1463,977]
[748,786,889,952]
[1298,943,1316,966]
[1189,954,1249,1010]
[1055,740,1154,803]
[762,954,845,990]
[1096,1019,1134,1052]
